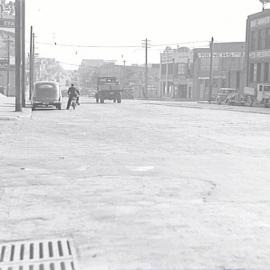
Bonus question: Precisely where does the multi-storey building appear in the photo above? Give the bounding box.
[193,42,245,100]
[0,0,15,96]
[245,8,270,90]
[160,47,193,99]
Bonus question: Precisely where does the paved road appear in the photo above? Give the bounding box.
[1,98,270,270]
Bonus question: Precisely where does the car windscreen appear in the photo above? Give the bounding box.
[34,84,59,99]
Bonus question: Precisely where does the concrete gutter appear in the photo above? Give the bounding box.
[0,106,32,121]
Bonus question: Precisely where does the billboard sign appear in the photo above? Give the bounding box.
[260,0,270,4]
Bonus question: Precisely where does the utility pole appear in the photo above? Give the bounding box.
[208,37,214,103]
[29,25,33,100]
[15,0,22,112]
[142,38,150,99]
[165,50,169,97]
[123,59,126,89]
[172,58,175,98]
[21,0,26,106]
[159,54,163,98]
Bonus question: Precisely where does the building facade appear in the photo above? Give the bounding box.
[160,47,193,99]
[193,42,245,100]
[78,59,160,99]
[0,0,15,96]
[245,9,270,90]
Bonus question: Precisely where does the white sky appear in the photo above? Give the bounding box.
[25,0,263,69]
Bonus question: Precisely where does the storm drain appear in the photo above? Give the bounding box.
[0,239,78,270]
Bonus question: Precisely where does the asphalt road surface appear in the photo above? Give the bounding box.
[1,98,270,270]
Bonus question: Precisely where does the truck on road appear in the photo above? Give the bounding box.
[95,77,122,104]
[243,84,270,107]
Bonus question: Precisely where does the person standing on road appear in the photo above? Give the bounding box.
[66,84,80,110]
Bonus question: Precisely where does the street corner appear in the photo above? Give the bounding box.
[0,115,19,121]
[16,107,33,119]
[0,107,32,121]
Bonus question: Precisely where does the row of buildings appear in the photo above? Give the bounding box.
[160,4,270,101]
[1,3,270,101]
[78,6,270,101]
[78,42,246,101]
[160,42,245,100]
[0,0,15,96]
[78,59,160,99]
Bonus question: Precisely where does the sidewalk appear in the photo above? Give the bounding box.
[0,94,32,121]
[144,99,270,115]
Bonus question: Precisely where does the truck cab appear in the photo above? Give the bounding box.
[95,77,122,104]
[256,84,270,107]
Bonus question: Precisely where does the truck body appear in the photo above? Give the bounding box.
[95,77,122,103]
[243,84,270,107]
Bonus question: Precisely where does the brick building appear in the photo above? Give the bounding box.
[245,8,270,90]
[0,0,15,96]
[160,47,193,99]
[193,42,245,100]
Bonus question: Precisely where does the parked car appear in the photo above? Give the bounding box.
[225,93,245,106]
[32,81,62,110]
[216,88,238,104]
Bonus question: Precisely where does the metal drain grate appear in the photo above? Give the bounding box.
[0,239,78,270]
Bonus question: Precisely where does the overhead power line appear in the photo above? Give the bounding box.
[36,42,141,48]
[151,40,209,47]
[34,40,210,49]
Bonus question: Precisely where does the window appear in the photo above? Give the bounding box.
[250,63,255,83]
[178,63,186,75]
[236,71,241,89]
[264,63,269,82]
[266,28,270,49]
[262,29,266,50]
[258,29,262,50]
[250,31,256,51]
[168,63,173,74]
[161,64,166,75]
[257,63,262,82]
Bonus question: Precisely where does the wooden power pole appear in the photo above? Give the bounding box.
[15,0,22,112]
[142,38,150,99]
[21,0,26,107]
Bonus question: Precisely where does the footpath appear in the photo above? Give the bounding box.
[143,99,270,115]
[0,94,32,121]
